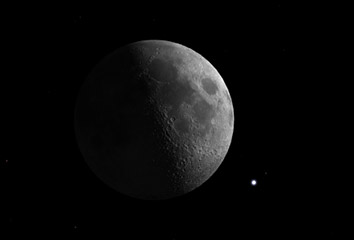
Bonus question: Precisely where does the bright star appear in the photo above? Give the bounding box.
[251,179,257,186]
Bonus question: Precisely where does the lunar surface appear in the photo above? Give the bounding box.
[74,40,234,200]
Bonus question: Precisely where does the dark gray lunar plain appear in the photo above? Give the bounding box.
[74,40,234,200]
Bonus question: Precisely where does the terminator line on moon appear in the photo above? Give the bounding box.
[74,40,234,200]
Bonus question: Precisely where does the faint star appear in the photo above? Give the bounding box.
[73,15,83,24]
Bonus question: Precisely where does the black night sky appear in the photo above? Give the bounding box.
[3,2,346,238]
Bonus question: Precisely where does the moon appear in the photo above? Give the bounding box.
[74,40,234,200]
